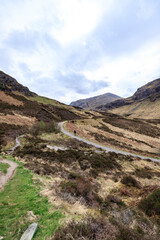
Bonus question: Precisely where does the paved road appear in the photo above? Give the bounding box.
[58,121,160,163]
[0,159,18,190]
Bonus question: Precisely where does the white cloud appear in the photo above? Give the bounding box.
[50,0,104,45]
[0,0,109,45]
[83,39,160,97]
[0,0,160,103]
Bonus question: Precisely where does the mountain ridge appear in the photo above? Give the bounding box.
[96,78,160,119]
[0,70,36,97]
[70,92,121,110]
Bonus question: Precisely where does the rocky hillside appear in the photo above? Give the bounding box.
[133,78,160,101]
[70,92,121,110]
[0,71,36,96]
[0,71,84,148]
[96,78,160,119]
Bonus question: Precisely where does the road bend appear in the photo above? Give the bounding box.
[58,121,160,163]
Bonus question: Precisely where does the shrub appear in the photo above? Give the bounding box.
[90,152,121,173]
[117,224,141,240]
[121,176,141,188]
[106,194,125,206]
[60,175,102,207]
[135,168,152,179]
[139,188,160,217]
[44,121,57,133]
[52,216,118,240]
[30,122,41,136]
[30,120,58,136]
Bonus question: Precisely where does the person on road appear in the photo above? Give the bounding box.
[74,130,76,136]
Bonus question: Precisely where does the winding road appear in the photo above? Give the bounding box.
[58,121,160,163]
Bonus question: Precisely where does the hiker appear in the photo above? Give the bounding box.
[74,130,76,136]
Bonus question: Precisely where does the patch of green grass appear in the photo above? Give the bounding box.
[0,155,63,240]
[0,162,9,174]
[29,95,67,109]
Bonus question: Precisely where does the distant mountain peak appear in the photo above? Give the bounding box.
[70,92,121,110]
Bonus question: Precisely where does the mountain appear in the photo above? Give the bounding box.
[70,92,121,110]
[0,70,82,148]
[96,78,160,119]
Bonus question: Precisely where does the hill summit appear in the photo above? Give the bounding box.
[70,92,121,110]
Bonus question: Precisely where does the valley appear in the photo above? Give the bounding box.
[0,71,160,240]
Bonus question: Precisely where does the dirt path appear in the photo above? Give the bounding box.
[58,121,160,163]
[0,134,23,190]
[7,134,25,154]
[0,159,18,190]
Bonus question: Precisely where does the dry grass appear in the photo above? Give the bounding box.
[13,129,160,239]
[0,113,36,126]
[111,99,160,119]
[36,154,160,222]
[0,91,23,106]
[33,174,89,216]
[68,118,160,156]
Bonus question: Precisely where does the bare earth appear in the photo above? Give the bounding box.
[0,159,18,190]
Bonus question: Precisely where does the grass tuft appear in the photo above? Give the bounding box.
[139,188,160,218]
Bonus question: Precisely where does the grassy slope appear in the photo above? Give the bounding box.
[110,98,160,119]
[0,155,63,240]
[29,95,89,119]
[29,95,69,109]
[64,117,160,158]
[0,92,85,150]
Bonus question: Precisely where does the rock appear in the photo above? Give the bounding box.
[113,208,134,225]
[121,208,134,224]
[47,145,68,151]
[20,223,38,240]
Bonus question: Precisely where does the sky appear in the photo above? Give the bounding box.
[0,0,160,104]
